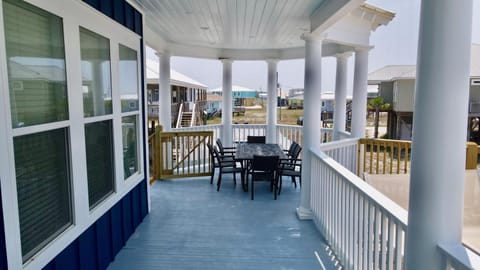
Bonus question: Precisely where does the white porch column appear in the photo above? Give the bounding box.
[266,59,278,144]
[333,53,350,140]
[221,59,234,146]
[157,51,171,131]
[297,35,323,220]
[405,0,473,269]
[350,49,369,138]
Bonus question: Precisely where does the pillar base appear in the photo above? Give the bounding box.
[296,207,313,220]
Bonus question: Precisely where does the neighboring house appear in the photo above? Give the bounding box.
[287,91,353,123]
[210,85,257,107]
[146,59,208,129]
[206,93,222,114]
[368,44,480,141]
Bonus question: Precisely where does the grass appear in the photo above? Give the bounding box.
[207,106,304,126]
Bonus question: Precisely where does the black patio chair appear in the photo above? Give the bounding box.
[248,155,279,200]
[277,145,302,193]
[283,141,300,158]
[247,135,266,144]
[206,143,237,185]
[216,138,236,156]
[210,144,243,191]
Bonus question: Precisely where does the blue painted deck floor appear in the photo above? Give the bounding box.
[108,175,338,270]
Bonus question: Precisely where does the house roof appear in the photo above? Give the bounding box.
[368,44,480,83]
[210,85,257,92]
[146,59,208,88]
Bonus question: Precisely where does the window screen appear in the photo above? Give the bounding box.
[85,120,115,208]
[14,128,72,262]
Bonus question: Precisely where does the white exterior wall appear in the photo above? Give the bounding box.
[393,79,416,112]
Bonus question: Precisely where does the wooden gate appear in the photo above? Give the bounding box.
[149,126,213,181]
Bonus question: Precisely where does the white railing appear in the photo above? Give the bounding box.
[311,147,408,270]
[190,103,196,127]
[176,103,184,128]
[319,138,359,174]
[337,130,352,140]
[439,243,480,270]
[232,124,266,143]
[174,124,222,143]
[277,124,303,151]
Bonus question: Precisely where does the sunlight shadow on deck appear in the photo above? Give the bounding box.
[108,176,337,269]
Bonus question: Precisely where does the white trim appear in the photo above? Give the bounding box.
[111,40,124,193]
[11,121,70,137]
[0,2,23,269]
[84,114,114,124]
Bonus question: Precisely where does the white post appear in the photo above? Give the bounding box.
[221,59,234,146]
[405,0,473,269]
[157,51,171,131]
[333,53,350,140]
[350,49,369,138]
[297,34,323,220]
[266,59,278,144]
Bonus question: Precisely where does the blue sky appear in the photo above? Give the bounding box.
[147,0,480,94]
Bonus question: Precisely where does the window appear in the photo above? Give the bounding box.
[4,0,68,128]
[14,129,72,261]
[80,27,112,117]
[85,120,115,208]
[119,44,139,112]
[3,0,73,262]
[119,44,140,179]
[122,116,138,179]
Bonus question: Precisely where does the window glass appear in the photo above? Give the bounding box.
[122,116,138,179]
[14,128,72,262]
[3,0,68,128]
[80,28,112,117]
[119,44,139,112]
[85,120,114,208]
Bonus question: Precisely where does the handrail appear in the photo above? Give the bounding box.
[190,103,196,127]
[438,243,480,270]
[311,147,408,269]
[176,103,184,128]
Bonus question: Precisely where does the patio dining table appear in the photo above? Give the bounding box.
[235,143,288,191]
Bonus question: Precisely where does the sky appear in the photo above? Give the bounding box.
[147,0,480,94]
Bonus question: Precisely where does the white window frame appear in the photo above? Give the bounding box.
[0,0,145,269]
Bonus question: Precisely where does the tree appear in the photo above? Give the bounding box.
[368,97,391,138]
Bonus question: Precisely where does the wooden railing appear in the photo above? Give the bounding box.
[149,126,213,180]
[358,139,479,177]
[358,138,412,177]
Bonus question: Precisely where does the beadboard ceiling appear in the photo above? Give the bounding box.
[132,0,325,50]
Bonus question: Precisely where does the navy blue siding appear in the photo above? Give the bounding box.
[110,203,125,254]
[83,0,142,36]
[55,242,80,270]
[0,187,7,270]
[78,226,98,270]
[43,181,148,270]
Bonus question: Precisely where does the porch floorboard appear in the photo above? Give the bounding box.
[108,175,336,269]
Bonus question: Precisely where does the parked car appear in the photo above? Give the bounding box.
[297,116,303,125]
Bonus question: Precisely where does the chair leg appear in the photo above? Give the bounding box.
[278,175,282,195]
[251,175,254,200]
[217,172,222,191]
[291,176,297,188]
[210,168,215,184]
[273,176,278,200]
[233,172,237,184]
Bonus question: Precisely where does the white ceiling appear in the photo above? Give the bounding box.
[132,0,325,50]
[131,0,394,60]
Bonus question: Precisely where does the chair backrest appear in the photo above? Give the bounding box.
[206,142,216,161]
[251,155,278,172]
[287,142,299,157]
[247,135,266,144]
[216,138,226,153]
[292,144,302,159]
